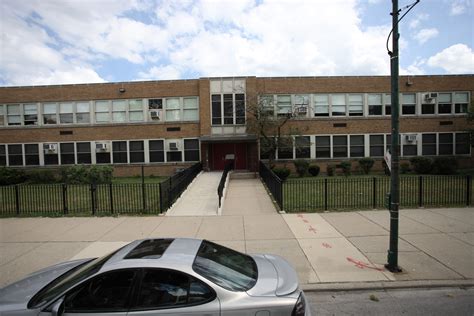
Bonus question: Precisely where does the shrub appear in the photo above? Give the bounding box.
[433,157,458,175]
[272,167,291,181]
[308,165,320,177]
[358,158,375,175]
[400,162,410,174]
[60,165,114,184]
[0,168,26,185]
[88,165,114,184]
[327,164,336,176]
[293,160,309,177]
[26,169,59,184]
[340,161,352,176]
[409,157,433,174]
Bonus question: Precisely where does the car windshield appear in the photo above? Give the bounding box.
[192,240,257,292]
[28,247,123,309]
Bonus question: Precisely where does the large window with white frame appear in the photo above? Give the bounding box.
[24,144,39,165]
[129,141,145,163]
[24,104,38,125]
[96,142,111,164]
[455,133,470,154]
[95,101,110,123]
[44,143,59,165]
[60,143,75,165]
[349,135,364,157]
[76,142,91,164]
[401,93,416,115]
[422,134,436,155]
[277,137,293,159]
[277,95,292,117]
[59,103,74,124]
[368,94,383,116]
[437,93,452,114]
[314,94,329,117]
[112,141,128,163]
[43,103,58,124]
[260,96,275,116]
[384,94,391,115]
[454,92,469,114]
[76,102,90,124]
[112,100,127,123]
[332,136,347,157]
[438,133,453,155]
[183,97,199,121]
[369,135,384,157]
[294,95,309,117]
[223,94,233,124]
[165,98,181,122]
[0,145,6,166]
[0,105,4,126]
[332,95,346,116]
[184,139,200,161]
[295,136,311,158]
[8,144,23,166]
[235,94,245,124]
[129,100,144,122]
[348,94,363,116]
[402,134,417,156]
[211,95,222,125]
[149,140,165,162]
[315,136,331,158]
[7,104,21,126]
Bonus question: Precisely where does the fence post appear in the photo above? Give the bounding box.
[159,182,163,213]
[467,175,471,206]
[15,184,20,216]
[62,184,68,215]
[418,176,423,207]
[90,183,96,215]
[142,165,146,212]
[373,177,377,209]
[279,179,283,211]
[109,183,114,214]
[324,178,328,211]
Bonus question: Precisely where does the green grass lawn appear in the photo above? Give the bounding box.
[283,174,472,212]
[112,176,167,184]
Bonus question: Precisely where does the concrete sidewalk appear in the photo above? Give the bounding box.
[0,178,473,290]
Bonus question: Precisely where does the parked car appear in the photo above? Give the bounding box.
[0,238,311,316]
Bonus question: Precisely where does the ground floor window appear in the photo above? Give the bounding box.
[149,140,164,162]
[295,136,311,159]
[24,144,39,165]
[184,139,200,162]
[129,141,144,163]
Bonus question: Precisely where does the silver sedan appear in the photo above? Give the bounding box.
[0,238,311,316]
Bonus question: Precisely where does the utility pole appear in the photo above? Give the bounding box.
[386,0,402,273]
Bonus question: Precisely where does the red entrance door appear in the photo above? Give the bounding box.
[212,143,247,170]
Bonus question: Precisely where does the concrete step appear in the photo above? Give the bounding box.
[230,171,257,179]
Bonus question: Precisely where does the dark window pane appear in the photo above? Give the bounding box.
[8,144,22,155]
[369,105,382,115]
[125,239,174,259]
[149,140,164,151]
[184,139,199,150]
[60,114,73,124]
[113,153,127,163]
[61,143,75,165]
[422,103,435,114]
[350,135,364,146]
[24,144,38,154]
[403,145,417,156]
[76,142,91,153]
[211,94,222,125]
[316,136,330,146]
[136,270,189,309]
[370,147,384,157]
[333,147,348,158]
[64,270,135,312]
[235,93,245,124]
[129,141,144,151]
[402,105,415,115]
[295,136,310,159]
[77,153,91,164]
[149,99,163,109]
[439,133,453,144]
[223,94,233,125]
[333,136,347,146]
[113,141,127,151]
[438,103,452,114]
[185,150,200,161]
[130,152,144,163]
[150,151,164,162]
[96,152,111,164]
[456,133,470,155]
[167,151,182,162]
[44,154,58,165]
[61,143,74,153]
[385,105,391,115]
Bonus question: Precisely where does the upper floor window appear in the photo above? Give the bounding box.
[129,100,144,122]
[7,104,21,125]
[235,94,245,124]
[384,94,391,115]
[166,98,180,121]
[277,95,292,117]
[0,105,4,126]
[112,100,126,122]
[348,94,363,116]
[76,102,90,124]
[454,92,469,114]
[368,94,383,116]
[24,104,38,125]
[183,97,199,121]
[401,93,416,115]
[438,93,452,114]
[211,94,245,125]
[294,95,309,117]
[332,94,346,116]
[59,103,74,124]
[95,101,110,123]
[211,95,222,125]
[314,94,329,117]
[43,103,58,124]
[260,95,275,116]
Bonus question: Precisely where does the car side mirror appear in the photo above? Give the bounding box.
[50,297,65,316]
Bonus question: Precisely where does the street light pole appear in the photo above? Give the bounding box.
[386,0,402,273]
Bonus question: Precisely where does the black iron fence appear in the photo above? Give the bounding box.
[217,162,233,208]
[259,161,283,209]
[0,183,161,216]
[283,175,472,212]
[159,162,202,212]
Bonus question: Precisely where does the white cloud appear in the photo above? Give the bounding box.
[400,58,426,76]
[427,44,474,73]
[408,13,429,29]
[450,0,469,15]
[138,65,182,80]
[413,28,439,45]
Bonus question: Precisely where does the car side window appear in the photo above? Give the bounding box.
[134,269,215,310]
[64,270,136,313]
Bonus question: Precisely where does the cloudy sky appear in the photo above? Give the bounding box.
[1,0,473,86]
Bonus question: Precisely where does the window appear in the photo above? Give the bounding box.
[455,133,470,155]
[315,136,330,158]
[148,99,163,122]
[294,95,309,117]
[332,136,347,158]
[64,270,136,313]
[260,95,274,116]
[223,94,233,124]
[454,92,469,114]
[59,103,73,124]
[402,93,416,115]
[95,101,109,123]
[60,143,75,165]
[183,97,198,121]
[184,139,199,162]
[421,97,435,114]
[129,141,144,163]
[277,137,293,159]
[76,102,90,124]
[8,144,23,165]
[422,134,436,155]
[166,145,182,162]
[348,94,363,116]
[76,142,91,164]
[438,133,453,155]
[369,135,384,157]
[0,145,6,166]
[277,95,292,117]
[96,143,111,164]
[7,104,21,125]
[125,239,174,259]
[235,94,245,124]
[314,94,329,117]
[112,141,127,163]
[193,240,257,292]
[368,94,383,116]
[438,93,452,114]
[0,105,4,125]
[384,94,391,115]
[259,137,273,160]
[24,104,38,125]
[332,94,346,116]
[44,143,59,165]
[211,95,222,125]
[112,100,126,122]
[129,99,144,122]
[24,144,39,165]
[350,135,364,157]
[43,103,58,124]
[402,135,417,156]
[134,269,215,310]
[295,136,310,158]
[149,140,164,162]
[166,98,180,122]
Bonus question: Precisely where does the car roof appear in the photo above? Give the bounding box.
[100,238,204,272]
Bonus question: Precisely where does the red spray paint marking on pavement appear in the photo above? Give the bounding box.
[308,226,317,233]
[302,219,309,223]
[297,214,304,218]
[346,257,385,271]
[322,243,332,248]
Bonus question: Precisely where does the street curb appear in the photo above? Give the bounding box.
[301,279,474,292]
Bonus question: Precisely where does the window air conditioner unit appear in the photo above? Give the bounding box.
[95,142,110,152]
[168,142,179,151]
[44,143,58,154]
[423,92,438,101]
[296,106,307,114]
[405,134,417,143]
[150,109,162,121]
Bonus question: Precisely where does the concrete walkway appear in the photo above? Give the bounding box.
[166,171,222,216]
[0,177,473,290]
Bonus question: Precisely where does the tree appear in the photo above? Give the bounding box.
[246,95,307,166]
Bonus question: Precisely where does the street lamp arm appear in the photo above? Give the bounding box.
[386,0,421,56]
